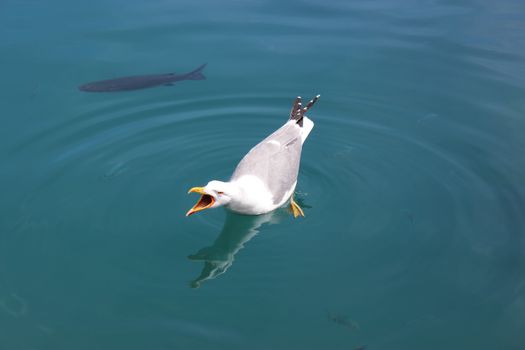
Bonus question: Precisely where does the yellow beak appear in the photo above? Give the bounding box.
[186,187,215,216]
[187,187,206,195]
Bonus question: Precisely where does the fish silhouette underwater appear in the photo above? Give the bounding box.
[79,63,206,92]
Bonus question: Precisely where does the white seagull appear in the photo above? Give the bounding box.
[186,95,320,218]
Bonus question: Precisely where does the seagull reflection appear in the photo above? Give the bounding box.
[188,210,288,288]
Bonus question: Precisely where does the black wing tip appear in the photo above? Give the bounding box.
[289,94,320,126]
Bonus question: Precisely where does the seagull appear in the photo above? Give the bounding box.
[186,95,320,218]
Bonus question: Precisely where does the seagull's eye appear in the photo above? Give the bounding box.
[218,191,224,195]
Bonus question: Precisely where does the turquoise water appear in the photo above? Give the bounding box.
[1,0,525,349]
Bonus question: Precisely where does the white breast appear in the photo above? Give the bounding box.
[227,175,278,215]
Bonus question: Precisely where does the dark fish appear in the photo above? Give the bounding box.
[79,63,206,92]
[328,312,361,331]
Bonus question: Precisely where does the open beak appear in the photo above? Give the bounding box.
[186,187,215,216]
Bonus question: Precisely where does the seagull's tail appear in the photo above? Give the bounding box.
[301,117,315,144]
[289,95,320,127]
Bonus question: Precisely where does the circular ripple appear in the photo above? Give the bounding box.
[7,72,525,304]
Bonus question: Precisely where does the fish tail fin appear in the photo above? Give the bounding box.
[186,63,207,80]
[289,94,320,127]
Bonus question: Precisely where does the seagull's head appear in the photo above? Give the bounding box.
[186,180,235,216]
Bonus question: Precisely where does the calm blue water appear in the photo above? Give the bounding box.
[1,0,525,349]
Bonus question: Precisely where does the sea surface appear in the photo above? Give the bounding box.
[1,0,525,349]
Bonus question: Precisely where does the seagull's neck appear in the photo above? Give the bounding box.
[221,181,242,197]
[225,176,276,215]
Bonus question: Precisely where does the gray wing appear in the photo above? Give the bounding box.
[231,123,302,205]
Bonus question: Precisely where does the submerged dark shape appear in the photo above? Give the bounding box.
[328,312,361,331]
[78,63,206,92]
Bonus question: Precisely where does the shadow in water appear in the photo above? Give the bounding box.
[188,209,290,288]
